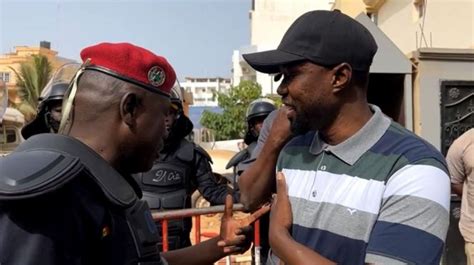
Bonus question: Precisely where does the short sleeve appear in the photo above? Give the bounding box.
[446,131,470,184]
[365,163,450,264]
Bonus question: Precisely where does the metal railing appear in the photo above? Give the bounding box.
[152,204,262,265]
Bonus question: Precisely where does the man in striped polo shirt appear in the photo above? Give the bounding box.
[242,10,450,265]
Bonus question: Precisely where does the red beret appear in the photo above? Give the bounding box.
[80,42,176,96]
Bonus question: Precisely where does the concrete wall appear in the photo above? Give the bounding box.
[338,0,474,55]
[334,0,367,17]
[377,0,474,55]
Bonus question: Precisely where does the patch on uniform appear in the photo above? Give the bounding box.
[142,165,185,187]
[148,66,166,87]
[101,225,111,238]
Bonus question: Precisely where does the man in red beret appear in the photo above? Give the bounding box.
[0,42,269,265]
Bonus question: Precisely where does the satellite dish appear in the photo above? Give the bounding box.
[0,81,7,122]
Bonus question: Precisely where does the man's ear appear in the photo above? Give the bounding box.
[120,92,141,128]
[331,63,352,93]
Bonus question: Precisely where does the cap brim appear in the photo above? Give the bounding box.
[242,50,306,74]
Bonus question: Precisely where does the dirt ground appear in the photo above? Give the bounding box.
[190,211,254,265]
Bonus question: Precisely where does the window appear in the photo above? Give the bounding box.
[0,125,17,144]
[0,72,10,83]
[196,87,206,93]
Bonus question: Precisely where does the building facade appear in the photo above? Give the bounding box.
[232,0,474,96]
[0,41,75,104]
[181,77,231,107]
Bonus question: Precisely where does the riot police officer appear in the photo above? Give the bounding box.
[225,98,276,264]
[226,98,276,177]
[21,63,80,139]
[0,42,268,265]
[134,81,238,251]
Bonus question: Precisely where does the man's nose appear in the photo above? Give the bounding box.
[277,83,288,96]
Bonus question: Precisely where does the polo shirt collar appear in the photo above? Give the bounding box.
[309,105,391,165]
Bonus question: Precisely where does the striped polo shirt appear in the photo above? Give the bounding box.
[276,105,450,265]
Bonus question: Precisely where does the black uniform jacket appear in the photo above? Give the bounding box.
[0,134,164,265]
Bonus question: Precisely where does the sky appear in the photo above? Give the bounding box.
[0,0,251,80]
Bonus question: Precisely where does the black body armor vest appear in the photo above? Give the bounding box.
[0,134,164,265]
[134,139,204,250]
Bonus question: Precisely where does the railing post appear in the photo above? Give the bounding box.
[195,215,201,244]
[162,219,169,252]
[254,220,261,265]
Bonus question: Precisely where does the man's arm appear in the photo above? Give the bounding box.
[452,183,463,197]
[194,148,239,204]
[446,133,468,197]
[162,195,270,265]
[238,107,292,211]
[161,237,228,265]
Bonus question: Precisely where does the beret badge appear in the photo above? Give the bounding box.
[148,66,166,87]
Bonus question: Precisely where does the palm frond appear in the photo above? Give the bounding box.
[9,54,52,121]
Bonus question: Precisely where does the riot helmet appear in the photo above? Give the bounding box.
[37,82,68,115]
[21,63,81,139]
[244,98,276,145]
[170,81,184,113]
[246,98,276,123]
[164,80,193,144]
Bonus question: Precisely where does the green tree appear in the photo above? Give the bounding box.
[200,81,262,140]
[9,54,53,121]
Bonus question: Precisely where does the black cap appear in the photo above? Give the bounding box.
[243,10,378,73]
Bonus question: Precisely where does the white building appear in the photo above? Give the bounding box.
[181,77,231,107]
[232,0,336,95]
